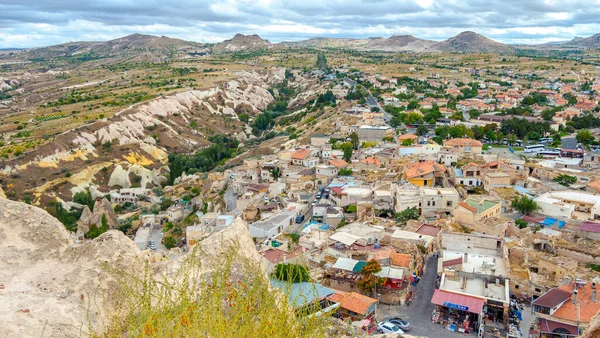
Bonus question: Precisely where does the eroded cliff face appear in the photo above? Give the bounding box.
[0,68,290,205]
[0,198,263,337]
[582,312,600,338]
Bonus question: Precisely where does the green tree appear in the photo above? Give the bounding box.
[338,168,353,176]
[273,263,310,283]
[416,125,428,136]
[269,167,281,180]
[238,113,250,123]
[576,129,595,145]
[506,134,518,146]
[395,207,420,225]
[551,133,562,148]
[553,174,577,187]
[86,214,109,239]
[163,235,177,249]
[511,195,539,215]
[73,190,95,210]
[357,259,383,295]
[342,142,353,162]
[401,138,414,146]
[348,132,359,149]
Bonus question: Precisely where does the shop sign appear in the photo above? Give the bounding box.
[444,302,468,311]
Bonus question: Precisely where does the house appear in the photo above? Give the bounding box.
[443,138,483,155]
[316,164,338,178]
[404,161,446,187]
[327,291,378,321]
[454,198,502,225]
[438,150,458,166]
[534,191,600,221]
[532,281,600,337]
[357,125,393,142]
[420,187,460,216]
[483,172,511,191]
[354,157,382,170]
[577,221,600,241]
[248,211,296,238]
[329,158,348,169]
[166,205,186,223]
[133,227,151,250]
[292,149,318,168]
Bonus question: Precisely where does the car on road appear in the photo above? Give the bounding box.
[311,200,318,206]
[148,240,156,250]
[295,214,305,224]
[377,322,404,334]
[382,317,411,331]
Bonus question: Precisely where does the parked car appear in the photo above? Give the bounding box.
[382,317,411,331]
[148,240,156,250]
[295,214,305,224]
[377,322,404,334]
[316,193,322,199]
[311,200,318,206]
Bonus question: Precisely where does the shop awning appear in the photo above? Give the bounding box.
[539,319,578,336]
[431,290,484,314]
[375,266,404,280]
[332,257,360,272]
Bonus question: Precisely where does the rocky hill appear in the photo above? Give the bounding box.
[429,31,515,54]
[0,197,264,337]
[25,33,207,61]
[0,68,289,205]
[564,33,600,48]
[366,35,437,52]
[212,34,273,53]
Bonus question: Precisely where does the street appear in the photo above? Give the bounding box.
[376,256,532,337]
[376,255,454,337]
[150,224,166,252]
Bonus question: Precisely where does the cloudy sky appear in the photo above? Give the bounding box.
[1,0,599,48]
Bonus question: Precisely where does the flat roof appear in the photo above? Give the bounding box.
[463,198,501,214]
[443,250,507,276]
[271,280,335,308]
[250,211,293,231]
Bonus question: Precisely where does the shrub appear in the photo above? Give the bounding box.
[273,263,310,283]
[515,219,528,229]
[163,235,177,249]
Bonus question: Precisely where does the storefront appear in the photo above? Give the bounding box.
[538,318,579,338]
[430,289,484,334]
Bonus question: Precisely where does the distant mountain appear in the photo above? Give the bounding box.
[282,37,372,49]
[25,33,206,60]
[430,31,515,54]
[212,34,273,53]
[283,35,436,52]
[366,35,437,52]
[564,33,600,48]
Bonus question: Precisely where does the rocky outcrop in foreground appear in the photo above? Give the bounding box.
[0,198,263,337]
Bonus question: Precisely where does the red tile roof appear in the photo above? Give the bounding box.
[329,158,348,168]
[405,161,445,179]
[443,138,482,147]
[329,186,345,195]
[458,202,477,213]
[328,291,377,316]
[552,283,600,323]
[359,157,381,167]
[391,253,412,267]
[292,149,311,160]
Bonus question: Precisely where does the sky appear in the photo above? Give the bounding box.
[1,0,600,48]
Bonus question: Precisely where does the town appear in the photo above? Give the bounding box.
[70,62,600,337]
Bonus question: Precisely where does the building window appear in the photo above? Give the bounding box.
[515,285,519,289]
[447,201,453,207]
[465,146,472,152]
[432,201,436,206]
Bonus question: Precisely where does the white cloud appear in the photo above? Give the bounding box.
[0,0,599,47]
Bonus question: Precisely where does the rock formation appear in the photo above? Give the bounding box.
[0,197,267,337]
[77,197,119,234]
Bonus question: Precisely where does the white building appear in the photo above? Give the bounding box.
[133,227,151,250]
[534,191,600,220]
[248,211,296,238]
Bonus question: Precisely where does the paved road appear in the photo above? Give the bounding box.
[150,224,166,252]
[376,255,463,337]
[224,186,236,212]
